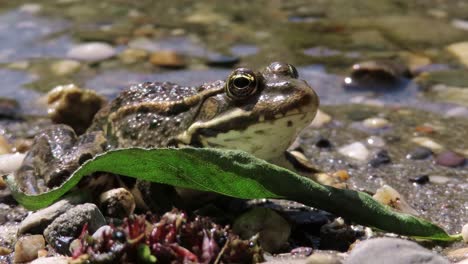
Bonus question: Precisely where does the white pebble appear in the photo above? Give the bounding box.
[362,117,390,129]
[462,223,468,243]
[0,153,25,174]
[50,60,81,76]
[429,175,451,184]
[67,42,116,62]
[309,109,332,128]
[366,136,386,147]
[411,137,444,151]
[19,3,42,14]
[338,142,369,161]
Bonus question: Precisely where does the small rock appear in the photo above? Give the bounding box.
[0,153,25,174]
[435,151,466,167]
[149,50,186,68]
[446,42,468,67]
[0,223,19,248]
[362,117,390,129]
[50,60,81,76]
[47,84,106,134]
[366,136,385,147]
[0,246,11,255]
[338,142,369,161]
[310,109,332,128]
[344,238,450,264]
[428,175,451,184]
[368,150,391,168]
[19,192,89,234]
[99,187,135,218]
[305,250,344,264]
[67,42,116,62]
[0,98,20,119]
[462,223,468,243]
[409,175,430,185]
[344,60,410,89]
[118,48,149,64]
[411,137,443,152]
[14,235,45,263]
[205,54,240,67]
[406,147,433,160]
[19,3,42,14]
[315,137,333,148]
[233,207,290,253]
[447,247,468,262]
[43,203,106,251]
[30,256,70,264]
[0,135,11,155]
[373,185,418,215]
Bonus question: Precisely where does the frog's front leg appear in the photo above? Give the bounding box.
[14,124,108,195]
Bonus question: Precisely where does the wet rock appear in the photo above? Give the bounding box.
[233,207,290,253]
[0,153,25,174]
[428,175,451,184]
[50,60,81,76]
[19,192,89,234]
[0,246,11,256]
[30,256,70,264]
[406,147,433,160]
[315,137,333,148]
[462,223,468,243]
[285,150,320,173]
[446,42,468,67]
[411,137,443,152]
[67,42,116,62]
[118,48,149,64]
[409,175,430,185]
[435,151,466,167]
[320,218,356,251]
[305,250,344,264]
[149,50,186,68]
[362,117,390,129]
[338,142,369,161]
[43,203,106,251]
[368,150,391,168]
[0,135,11,155]
[366,136,385,147]
[344,238,450,264]
[373,185,418,215]
[0,98,20,119]
[14,235,45,263]
[47,84,106,134]
[344,60,410,89]
[205,54,240,67]
[99,187,135,218]
[310,109,332,128]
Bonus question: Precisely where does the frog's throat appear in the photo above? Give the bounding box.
[176,107,316,161]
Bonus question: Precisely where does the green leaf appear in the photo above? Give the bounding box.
[5,148,461,241]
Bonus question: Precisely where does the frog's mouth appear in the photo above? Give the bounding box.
[177,105,317,161]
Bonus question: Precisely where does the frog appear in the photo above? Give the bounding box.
[13,62,319,211]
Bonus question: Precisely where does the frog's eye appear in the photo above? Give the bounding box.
[226,68,258,100]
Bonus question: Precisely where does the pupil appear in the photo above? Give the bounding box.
[233,77,250,89]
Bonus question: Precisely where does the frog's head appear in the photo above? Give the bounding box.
[179,62,319,161]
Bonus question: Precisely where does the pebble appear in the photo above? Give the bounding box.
[344,238,450,264]
[233,207,291,253]
[362,117,390,129]
[50,60,81,76]
[19,3,42,14]
[205,54,240,67]
[411,137,444,152]
[368,150,391,168]
[409,175,430,185]
[0,153,25,174]
[0,135,11,155]
[118,48,149,64]
[428,175,451,184]
[30,256,70,264]
[305,250,344,264]
[310,109,332,128]
[149,50,186,68]
[373,185,418,215]
[344,60,410,88]
[366,136,385,147]
[446,42,468,68]
[43,203,106,251]
[462,223,468,243]
[338,142,369,161]
[0,98,20,119]
[315,137,333,148]
[0,246,11,255]
[14,235,45,263]
[67,42,116,62]
[406,147,433,160]
[448,247,468,262]
[435,151,466,167]
[19,192,89,234]
[99,187,135,218]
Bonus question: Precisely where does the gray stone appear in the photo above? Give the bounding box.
[344,238,450,264]
[19,192,90,234]
[43,203,106,249]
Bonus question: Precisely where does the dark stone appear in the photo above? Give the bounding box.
[406,147,432,160]
[315,137,332,148]
[435,151,465,167]
[409,175,430,184]
[205,54,240,67]
[369,150,391,168]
